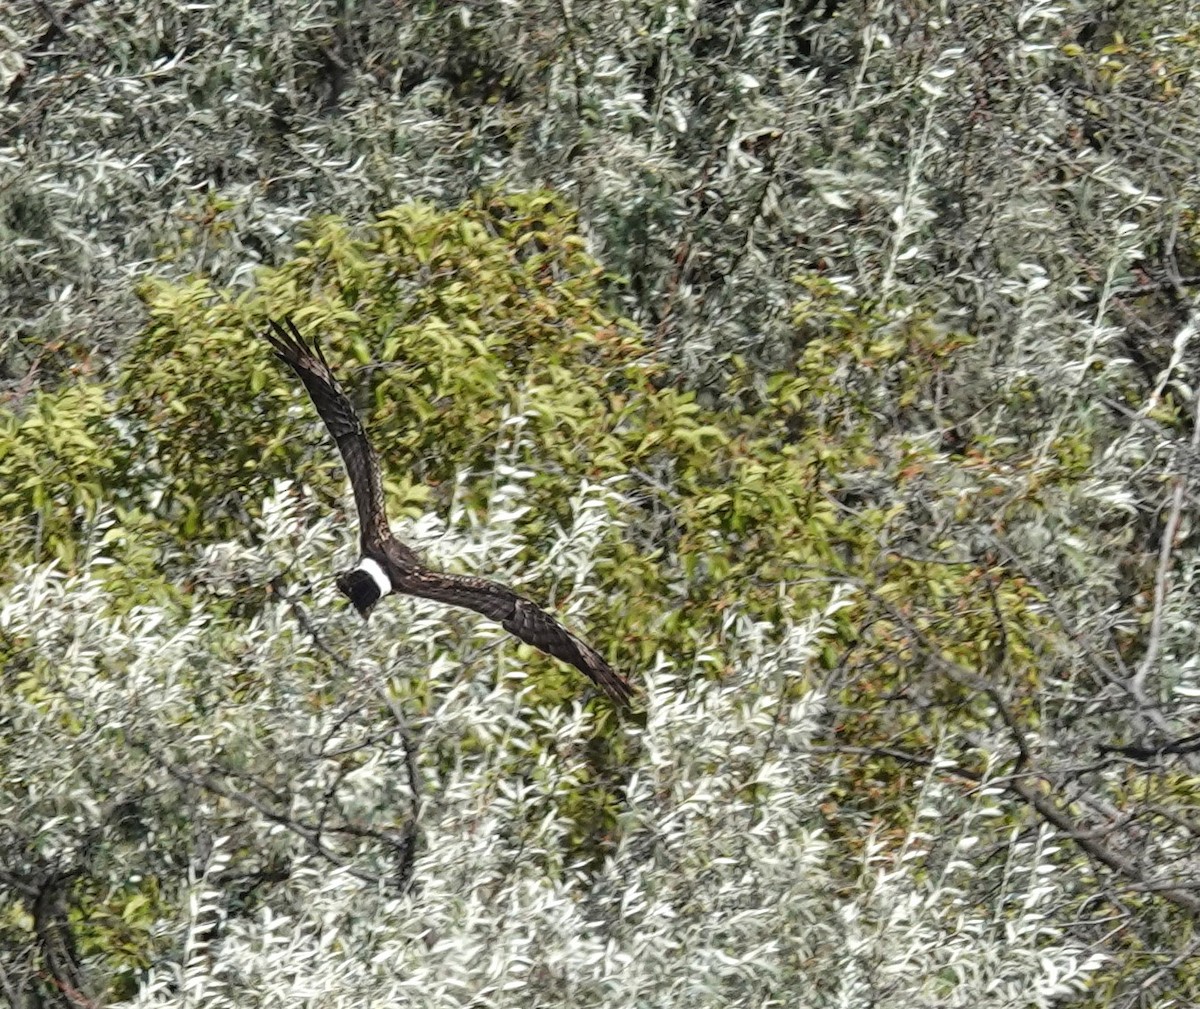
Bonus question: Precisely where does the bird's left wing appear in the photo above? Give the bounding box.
[263,318,391,545]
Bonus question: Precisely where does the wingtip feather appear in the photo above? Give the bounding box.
[597,665,637,708]
[572,639,637,708]
[263,317,298,360]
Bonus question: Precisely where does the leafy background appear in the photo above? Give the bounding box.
[1,1,1198,1006]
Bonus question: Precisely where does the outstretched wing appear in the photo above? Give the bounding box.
[263,318,391,545]
[399,566,635,707]
[263,317,634,707]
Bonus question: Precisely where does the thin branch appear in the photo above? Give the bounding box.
[811,741,1200,917]
[155,755,400,890]
[1132,933,1200,998]
[1098,730,1200,761]
[1132,400,1200,699]
[851,583,1200,918]
[282,590,423,822]
[1006,777,1200,916]
[277,587,423,889]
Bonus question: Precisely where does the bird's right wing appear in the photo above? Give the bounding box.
[263,318,391,545]
[399,567,635,707]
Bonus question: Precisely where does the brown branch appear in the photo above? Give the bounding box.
[281,588,423,824]
[32,871,93,1008]
[1098,730,1200,761]
[812,742,1200,917]
[848,583,1200,918]
[1006,777,1200,916]
[1132,400,1200,700]
[154,754,408,890]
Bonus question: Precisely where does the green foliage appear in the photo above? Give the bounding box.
[2,189,1195,1003]
[119,276,300,541]
[5,0,1200,998]
[72,875,168,1001]
[5,193,1073,737]
[120,195,648,549]
[0,382,128,567]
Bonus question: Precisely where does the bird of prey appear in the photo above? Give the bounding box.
[262,317,634,707]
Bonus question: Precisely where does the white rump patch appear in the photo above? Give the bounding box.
[356,557,392,597]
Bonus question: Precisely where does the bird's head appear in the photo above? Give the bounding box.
[336,568,382,619]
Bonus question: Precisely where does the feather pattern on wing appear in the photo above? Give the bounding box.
[264,318,395,548]
[399,569,635,706]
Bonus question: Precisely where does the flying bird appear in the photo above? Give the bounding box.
[262,317,634,707]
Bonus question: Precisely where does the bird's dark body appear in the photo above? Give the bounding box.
[263,318,634,706]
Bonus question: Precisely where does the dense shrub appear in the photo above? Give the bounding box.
[3,0,1199,1002]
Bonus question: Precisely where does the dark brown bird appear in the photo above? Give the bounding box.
[263,318,633,706]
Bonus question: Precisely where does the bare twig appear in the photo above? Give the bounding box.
[1097,730,1200,761]
[1006,777,1200,916]
[1131,401,1200,699]
[279,588,423,888]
